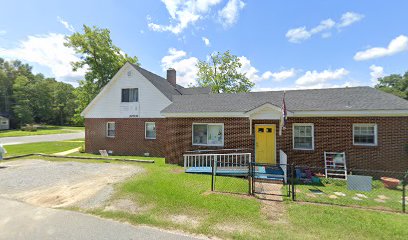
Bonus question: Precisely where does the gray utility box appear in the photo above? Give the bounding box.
[347,175,373,192]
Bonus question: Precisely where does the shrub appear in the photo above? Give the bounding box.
[21,124,37,132]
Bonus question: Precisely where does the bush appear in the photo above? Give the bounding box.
[21,124,37,132]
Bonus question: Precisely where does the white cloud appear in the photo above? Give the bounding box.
[286,12,363,43]
[57,16,75,32]
[286,27,311,43]
[295,68,349,88]
[148,0,223,34]
[202,37,210,46]
[0,33,85,83]
[161,48,199,86]
[262,69,296,82]
[354,35,408,61]
[238,56,295,83]
[0,30,6,36]
[310,19,336,34]
[338,12,364,28]
[286,18,335,43]
[369,65,384,86]
[218,0,245,28]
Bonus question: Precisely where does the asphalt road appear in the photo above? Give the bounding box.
[0,198,202,240]
[0,132,84,145]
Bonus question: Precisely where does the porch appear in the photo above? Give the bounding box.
[183,151,288,182]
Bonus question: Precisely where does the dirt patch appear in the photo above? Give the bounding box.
[104,199,152,214]
[170,214,201,228]
[215,223,246,234]
[170,168,185,174]
[254,183,287,224]
[0,159,143,208]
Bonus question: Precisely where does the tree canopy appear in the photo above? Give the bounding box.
[375,72,408,100]
[196,50,254,93]
[65,25,139,124]
[0,58,76,127]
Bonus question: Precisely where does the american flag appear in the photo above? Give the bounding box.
[279,91,287,136]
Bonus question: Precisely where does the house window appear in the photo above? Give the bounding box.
[353,124,377,146]
[121,88,138,102]
[106,122,115,138]
[192,123,224,146]
[145,122,156,139]
[293,123,314,150]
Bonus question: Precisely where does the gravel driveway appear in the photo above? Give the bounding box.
[0,159,204,240]
[0,159,142,208]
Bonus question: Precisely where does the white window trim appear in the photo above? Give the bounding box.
[293,123,315,150]
[121,88,139,103]
[145,122,156,139]
[353,123,378,146]
[106,122,115,138]
[192,123,224,147]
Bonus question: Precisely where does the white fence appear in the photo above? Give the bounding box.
[183,153,252,169]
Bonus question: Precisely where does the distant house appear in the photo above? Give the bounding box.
[82,63,408,172]
[0,113,10,130]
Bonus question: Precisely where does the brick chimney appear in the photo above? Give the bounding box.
[167,68,176,86]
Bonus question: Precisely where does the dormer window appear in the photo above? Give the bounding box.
[121,88,138,102]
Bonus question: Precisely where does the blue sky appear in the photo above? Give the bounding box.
[1,0,407,90]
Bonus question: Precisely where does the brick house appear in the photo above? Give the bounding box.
[82,63,408,172]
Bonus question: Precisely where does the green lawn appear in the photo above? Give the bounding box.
[58,153,408,239]
[4,139,84,156]
[0,125,84,137]
[293,178,404,212]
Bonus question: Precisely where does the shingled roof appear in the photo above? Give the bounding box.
[161,87,408,113]
[131,64,211,100]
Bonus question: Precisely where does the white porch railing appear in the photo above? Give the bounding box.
[183,153,252,169]
[279,150,288,183]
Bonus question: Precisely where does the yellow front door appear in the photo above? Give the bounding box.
[255,125,276,164]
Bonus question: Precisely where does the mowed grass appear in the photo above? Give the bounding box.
[0,125,84,137]
[62,153,408,239]
[287,203,408,240]
[4,139,84,156]
[294,178,404,212]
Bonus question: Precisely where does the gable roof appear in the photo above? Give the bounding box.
[81,63,211,116]
[0,112,9,118]
[130,64,211,100]
[161,87,408,114]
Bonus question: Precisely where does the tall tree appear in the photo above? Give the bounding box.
[12,75,34,125]
[375,72,408,100]
[65,25,139,124]
[1,58,77,127]
[196,50,254,93]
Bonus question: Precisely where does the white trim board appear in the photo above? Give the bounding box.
[161,109,408,118]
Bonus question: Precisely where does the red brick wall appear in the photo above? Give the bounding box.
[85,116,408,172]
[277,117,408,172]
[165,118,252,164]
[85,118,167,157]
[165,117,408,172]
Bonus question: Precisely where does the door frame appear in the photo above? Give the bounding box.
[254,124,277,164]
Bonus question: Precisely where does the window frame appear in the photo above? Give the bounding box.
[353,123,378,146]
[121,88,139,103]
[145,122,157,140]
[292,123,315,150]
[106,122,116,138]
[192,123,224,147]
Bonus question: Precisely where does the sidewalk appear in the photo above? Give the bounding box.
[0,132,84,145]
